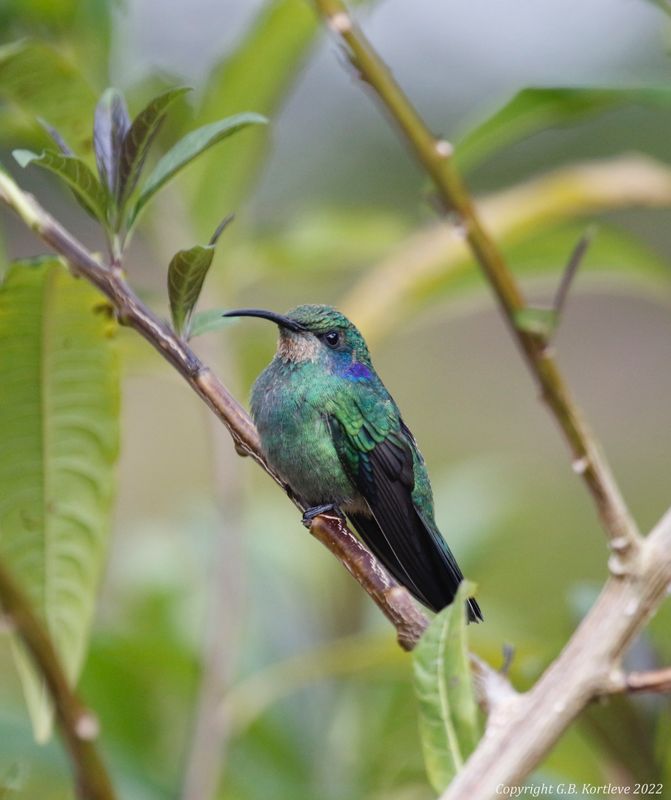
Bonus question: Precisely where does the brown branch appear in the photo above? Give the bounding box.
[309,514,428,650]
[0,559,116,800]
[0,171,512,728]
[0,171,430,654]
[605,666,671,696]
[312,0,641,565]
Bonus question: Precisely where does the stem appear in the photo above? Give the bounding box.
[439,509,671,799]
[0,559,116,800]
[313,0,641,561]
[0,171,427,652]
[606,666,671,695]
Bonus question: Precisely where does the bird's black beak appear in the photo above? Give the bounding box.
[223,308,307,333]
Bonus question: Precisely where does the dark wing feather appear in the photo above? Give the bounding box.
[330,409,482,620]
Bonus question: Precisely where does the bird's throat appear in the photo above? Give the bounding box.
[277,332,320,363]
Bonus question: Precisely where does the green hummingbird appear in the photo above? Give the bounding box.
[224,304,482,622]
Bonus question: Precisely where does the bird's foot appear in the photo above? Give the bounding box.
[302,504,344,527]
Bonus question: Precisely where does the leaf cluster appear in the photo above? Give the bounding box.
[12,84,265,262]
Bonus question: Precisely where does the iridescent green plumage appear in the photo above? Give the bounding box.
[227,304,481,621]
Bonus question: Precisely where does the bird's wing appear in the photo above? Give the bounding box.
[328,392,481,619]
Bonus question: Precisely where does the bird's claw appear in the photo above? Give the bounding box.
[302,504,343,527]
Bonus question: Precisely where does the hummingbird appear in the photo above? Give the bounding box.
[224,304,482,622]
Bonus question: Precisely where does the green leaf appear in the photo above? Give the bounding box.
[168,245,215,336]
[189,0,317,234]
[0,258,120,740]
[129,113,266,227]
[118,86,191,207]
[93,87,130,198]
[13,148,108,224]
[412,582,479,793]
[168,216,233,336]
[188,309,234,339]
[456,87,671,173]
[0,40,97,150]
[507,223,671,296]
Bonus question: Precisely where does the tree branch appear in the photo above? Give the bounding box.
[439,508,671,799]
[312,0,641,565]
[309,3,671,796]
[0,170,430,652]
[605,665,671,696]
[0,558,116,800]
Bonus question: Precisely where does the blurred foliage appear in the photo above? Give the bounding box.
[0,1,671,799]
[0,259,119,741]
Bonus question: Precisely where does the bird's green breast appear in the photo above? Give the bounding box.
[250,359,358,506]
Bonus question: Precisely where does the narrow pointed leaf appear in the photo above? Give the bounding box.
[37,118,74,156]
[190,0,317,234]
[129,113,266,227]
[168,244,216,335]
[412,582,480,792]
[13,149,108,225]
[118,86,191,206]
[188,309,234,339]
[456,87,671,173]
[93,87,130,197]
[0,41,97,150]
[0,258,120,740]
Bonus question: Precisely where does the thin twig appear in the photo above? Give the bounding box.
[313,0,641,564]
[438,508,671,799]
[606,666,671,696]
[0,559,116,800]
[552,226,595,323]
[0,170,511,727]
[0,170,429,654]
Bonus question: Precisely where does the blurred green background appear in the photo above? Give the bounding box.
[1,0,671,798]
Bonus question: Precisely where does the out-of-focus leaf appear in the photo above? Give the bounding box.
[93,87,130,198]
[581,696,661,783]
[13,148,108,224]
[456,87,671,173]
[507,223,671,294]
[190,0,317,233]
[252,209,409,274]
[344,156,671,344]
[412,582,479,793]
[0,40,97,150]
[434,223,671,318]
[641,0,671,18]
[118,87,191,207]
[0,258,119,740]
[188,309,234,339]
[129,113,266,227]
[37,118,74,155]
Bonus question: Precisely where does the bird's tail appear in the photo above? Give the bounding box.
[348,510,483,622]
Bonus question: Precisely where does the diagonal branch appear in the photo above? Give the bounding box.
[312,0,641,565]
[439,508,671,799]
[0,558,116,800]
[0,170,430,651]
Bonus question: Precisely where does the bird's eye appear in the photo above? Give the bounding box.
[323,330,340,348]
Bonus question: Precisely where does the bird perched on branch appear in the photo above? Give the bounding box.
[224,304,482,622]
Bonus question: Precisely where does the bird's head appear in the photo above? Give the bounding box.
[224,304,373,376]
